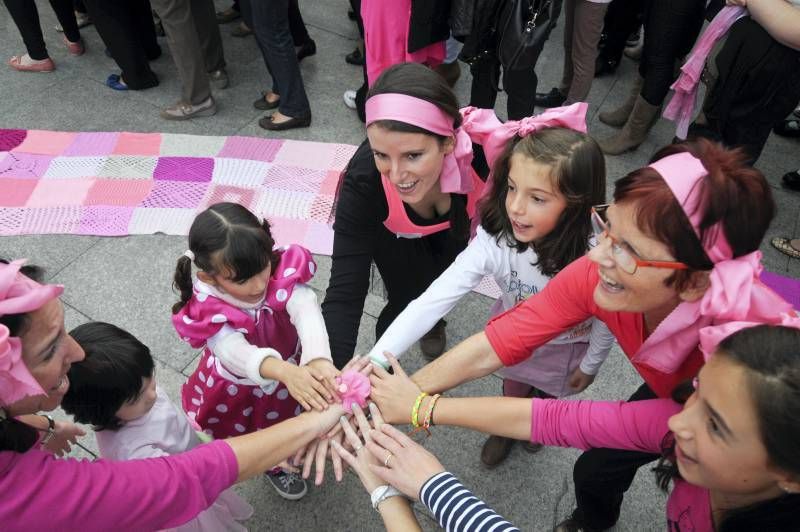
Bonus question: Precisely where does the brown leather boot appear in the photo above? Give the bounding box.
[597,95,660,155]
[419,319,447,360]
[599,74,644,128]
[481,435,514,468]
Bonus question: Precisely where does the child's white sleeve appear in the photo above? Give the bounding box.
[207,325,282,388]
[285,284,332,367]
[578,320,616,376]
[368,228,498,368]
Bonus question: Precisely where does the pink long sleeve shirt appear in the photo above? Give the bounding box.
[0,439,238,531]
[531,398,713,532]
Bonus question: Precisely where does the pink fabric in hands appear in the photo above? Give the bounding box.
[662,6,746,139]
[336,370,371,411]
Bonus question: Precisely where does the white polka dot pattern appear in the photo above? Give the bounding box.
[216,404,228,413]
[275,289,288,302]
[210,314,227,323]
[227,384,238,396]
[282,267,297,277]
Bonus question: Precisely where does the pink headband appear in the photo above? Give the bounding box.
[0,260,63,406]
[365,93,475,194]
[460,102,589,168]
[699,317,800,361]
[649,152,732,263]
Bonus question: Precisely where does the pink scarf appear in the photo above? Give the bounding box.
[631,153,800,374]
[662,6,747,139]
[0,260,63,405]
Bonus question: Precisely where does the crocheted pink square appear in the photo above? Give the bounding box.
[218,136,283,162]
[319,170,341,194]
[14,130,77,155]
[264,165,327,192]
[140,181,209,208]
[0,153,54,179]
[27,179,93,207]
[304,222,334,255]
[113,132,162,155]
[77,206,134,236]
[0,129,27,151]
[274,140,336,171]
[203,184,255,210]
[20,206,82,234]
[307,195,334,223]
[86,179,154,206]
[0,179,38,207]
[64,132,120,156]
[154,157,214,182]
[268,217,308,248]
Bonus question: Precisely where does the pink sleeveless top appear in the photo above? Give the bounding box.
[381,170,484,239]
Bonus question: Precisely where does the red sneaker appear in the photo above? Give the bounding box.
[64,36,85,56]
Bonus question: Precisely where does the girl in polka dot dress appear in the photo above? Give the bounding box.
[172,202,339,500]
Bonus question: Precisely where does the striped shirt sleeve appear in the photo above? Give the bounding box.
[419,472,520,532]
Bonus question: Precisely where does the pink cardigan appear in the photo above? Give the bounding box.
[531,398,713,532]
[0,439,238,531]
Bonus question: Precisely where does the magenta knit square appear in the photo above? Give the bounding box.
[64,132,120,156]
[218,136,283,162]
[0,129,27,151]
[86,179,154,206]
[0,152,53,179]
[0,179,38,207]
[77,206,134,236]
[203,184,256,210]
[140,180,209,208]
[14,130,77,155]
[154,157,214,182]
[113,132,162,155]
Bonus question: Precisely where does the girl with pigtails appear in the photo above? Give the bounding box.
[171,202,338,501]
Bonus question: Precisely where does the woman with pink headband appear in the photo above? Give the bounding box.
[0,258,373,530]
[369,140,800,531]
[322,62,486,367]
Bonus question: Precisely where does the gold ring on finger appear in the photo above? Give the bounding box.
[384,452,394,468]
[353,444,364,452]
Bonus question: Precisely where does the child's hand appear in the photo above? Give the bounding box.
[306,358,341,402]
[567,367,596,393]
[44,420,86,457]
[282,364,334,411]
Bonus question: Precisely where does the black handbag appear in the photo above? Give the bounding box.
[496,0,561,70]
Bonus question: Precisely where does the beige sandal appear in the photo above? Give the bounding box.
[771,237,800,259]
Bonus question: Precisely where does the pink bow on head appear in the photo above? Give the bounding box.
[335,370,371,411]
[460,102,588,170]
[0,260,63,406]
[699,315,800,360]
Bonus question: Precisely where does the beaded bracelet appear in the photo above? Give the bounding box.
[422,394,441,430]
[411,392,428,428]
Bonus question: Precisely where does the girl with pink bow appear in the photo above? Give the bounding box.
[370,139,799,531]
[368,102,617,468]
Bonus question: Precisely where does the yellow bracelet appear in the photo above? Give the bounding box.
[411,392,428,428]
[423,394,441,430]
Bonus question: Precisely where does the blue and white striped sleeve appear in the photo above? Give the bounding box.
[419,472,520,532]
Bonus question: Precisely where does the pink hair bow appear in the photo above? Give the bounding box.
[662,6,746,139]
[699,315,800,361]
[336,370,371,411]
[460,102,589,171]
[0,260,63,405]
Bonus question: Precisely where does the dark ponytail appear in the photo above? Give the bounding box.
[172,255,194,314]
[171,203,278,314]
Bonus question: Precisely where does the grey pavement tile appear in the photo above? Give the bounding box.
[0,235,100,280]
[51,234,198,372]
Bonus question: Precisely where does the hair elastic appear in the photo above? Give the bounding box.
[183,250,195,262]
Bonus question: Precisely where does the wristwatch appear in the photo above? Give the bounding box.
[40,414,56,445]
[370,485,403,511]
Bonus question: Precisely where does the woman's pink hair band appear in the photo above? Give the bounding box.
[0,260,63,405]
[649,152,732,263]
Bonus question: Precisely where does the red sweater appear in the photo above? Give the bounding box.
[485,256,704,398]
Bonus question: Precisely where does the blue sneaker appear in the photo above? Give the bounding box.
[105,74,128,91]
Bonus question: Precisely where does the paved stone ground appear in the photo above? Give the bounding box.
[1,2,798,530]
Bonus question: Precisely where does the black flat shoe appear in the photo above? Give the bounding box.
[253,93,280,111]
[259,114,311,131]
[773,119,800,138]
[345,47,365,66]
[594,54,619,77]
[534,87,567,108]
[296,39,316,62]
[782,170,800,192]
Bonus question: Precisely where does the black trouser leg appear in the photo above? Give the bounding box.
[572,383,660,529]
[600,0,642,64]
[83,0,159,89]
[288,0,310,46]
[50,0,81,42]
[4,0,49,60]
